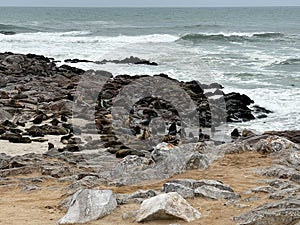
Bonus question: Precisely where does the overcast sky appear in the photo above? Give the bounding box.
[0,0,299,7]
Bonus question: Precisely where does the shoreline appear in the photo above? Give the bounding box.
[0,52,299,225]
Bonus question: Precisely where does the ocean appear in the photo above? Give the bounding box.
[0,7,299,132]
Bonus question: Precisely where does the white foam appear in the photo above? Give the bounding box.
[181,31,281,38]
[0,32,179,61]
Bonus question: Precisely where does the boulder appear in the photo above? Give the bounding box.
[259,145,300,183]
[58,189,117,224]
[224,92,255,122]
[135,192,201,222]
[253,136,299,154]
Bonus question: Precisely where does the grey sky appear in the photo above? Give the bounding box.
[0,0,299,7]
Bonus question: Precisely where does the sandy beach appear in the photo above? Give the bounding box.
[0,151,274,225]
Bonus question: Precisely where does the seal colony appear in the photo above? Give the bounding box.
[0,52,271,155]
[0,52,299,225]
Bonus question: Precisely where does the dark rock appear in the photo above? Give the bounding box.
[225,92,255,122]
[48,143,54,150]
[252,105,273,114]
[0,31,16,35]
[116,149,132,158]
[25,126,44,137]
[209,83,224,89]
[60,134,73,144]
[134,60,158,66]
[213,89,224,95]
[58,64,85,75]
[256,114,268,119]
[64,144,80,152]
[64,58,93,63]
[25,124,68,137]
[0,91,9,99]
[95,56,158,66]
[1,120,17,128]
[1,133,31,143]
[50,118,60,126]
[0,128,5,135]
[61,115,68,122]
[32,114,48,124]
[168,122,177,135]
[231,128,241,139]
[16,120,26,127]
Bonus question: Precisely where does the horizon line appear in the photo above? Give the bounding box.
[0,5,299,8]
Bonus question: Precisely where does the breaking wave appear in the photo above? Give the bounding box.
[178,32,285,43]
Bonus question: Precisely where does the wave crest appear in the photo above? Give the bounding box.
[178,32,285,43]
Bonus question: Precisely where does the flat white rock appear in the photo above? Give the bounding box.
[135,192,201,222]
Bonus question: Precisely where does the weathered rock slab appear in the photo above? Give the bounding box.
[58,189,117,224]
[194,185,240,200]
[163,179,239,200]
[235,199,300,225]
[163,182,195,199]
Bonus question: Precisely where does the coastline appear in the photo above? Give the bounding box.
[0,52,299,225]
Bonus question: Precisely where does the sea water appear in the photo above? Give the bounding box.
[0,7,299,132]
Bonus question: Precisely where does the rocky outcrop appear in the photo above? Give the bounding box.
[58,189,117,224]
[235,198,300,225]
[263,130,300,144]
[0,52,271,158]
[64,56,158,66]
[252,135,299,154]
[1,52,300,225]
[135,192,202,222]
[106,142,221,186]
[95,56,158,66]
